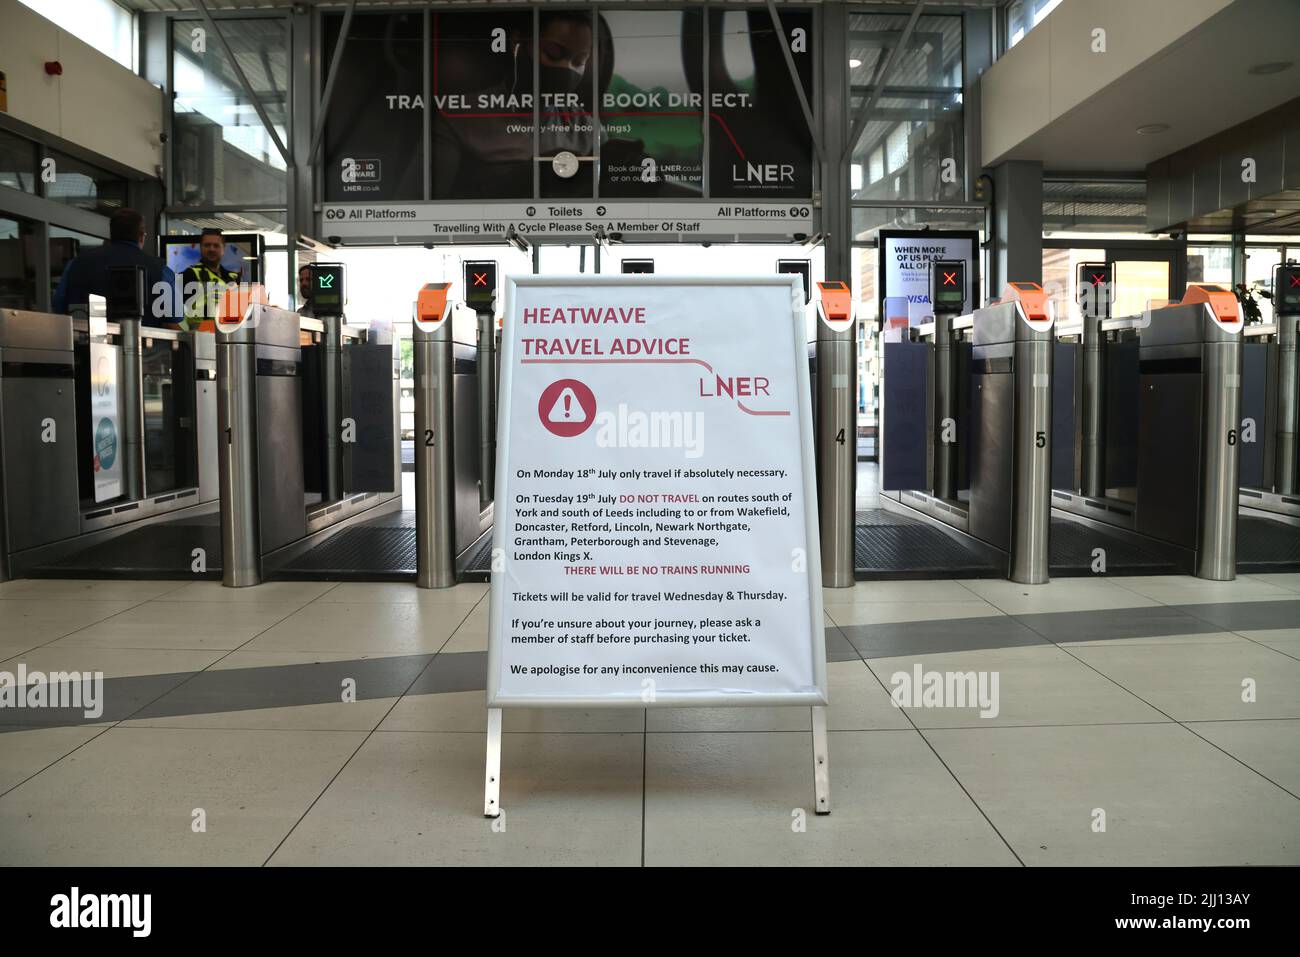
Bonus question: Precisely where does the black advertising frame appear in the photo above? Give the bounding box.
[876,228,980,329]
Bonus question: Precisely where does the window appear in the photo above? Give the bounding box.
[172,18,289,207]
[1005,0,1063,51]
[0,216,39,310]
[18,0,136,71]
[0,128,38,194]
[848,13,964,204]
[44,150,127,216]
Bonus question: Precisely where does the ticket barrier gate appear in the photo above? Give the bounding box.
[812,281,857,588]
[412,283,494,588]
[1236,264,1299,521]
[881,282,1055,584]
[216,296,401,586]
[0,268,221,581]
[1051,283,1244,580]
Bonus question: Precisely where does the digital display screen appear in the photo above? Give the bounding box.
[777,259,811,303]
[1279,267,1300,314]
[161,234,262,283]
[1012,282,1039,291]
[621,260,655,274]
[310,264,345,316]
[931,262,965,312]
[464,261,498,310]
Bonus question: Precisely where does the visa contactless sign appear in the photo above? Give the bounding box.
[488,276,827,708]
[880,230,977,325]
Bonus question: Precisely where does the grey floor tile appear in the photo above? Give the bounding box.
[0,727,366,865]
[1012,605,1214,644]
[0,724,107,794]
[268,731,643,866]
[1186,719,1300,795]
[925,723,1300,865]
[868,645,1167,728]
[643,730,1019,866]
[840,612,1049,660]
[122,650,431,731]
[1068,640,1300,721]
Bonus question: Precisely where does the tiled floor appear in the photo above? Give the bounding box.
[1,573,1298,866]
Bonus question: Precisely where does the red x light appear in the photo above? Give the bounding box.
[1289,274,1300,288]
[942,271,958,286]
[1091,273,1108,285]
[473,273,488,286]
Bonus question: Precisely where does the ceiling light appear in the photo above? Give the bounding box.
[1248,61,1293,75]
[849,58,862,69]
[1136,123,1170,135]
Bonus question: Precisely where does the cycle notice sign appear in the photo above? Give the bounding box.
[487,276,827,708]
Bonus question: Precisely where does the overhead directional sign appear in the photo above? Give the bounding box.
[320,201,815,243]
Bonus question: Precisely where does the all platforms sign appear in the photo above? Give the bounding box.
[319,201,815,242]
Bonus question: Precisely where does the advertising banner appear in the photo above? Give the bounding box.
[89,340,121,503]
[598,10,704,198]
[708,9,815,199]
[323,12,424,202]
[487,276,827,708]
[878,230,979,325]
[321,8,814,211]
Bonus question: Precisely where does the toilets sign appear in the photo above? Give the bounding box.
[488,276,827,708]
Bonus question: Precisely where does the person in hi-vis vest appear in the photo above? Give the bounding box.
[180,228,241,331]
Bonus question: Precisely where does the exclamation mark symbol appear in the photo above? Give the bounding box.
[564,392,572,419]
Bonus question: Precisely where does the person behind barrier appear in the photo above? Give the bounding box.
[297,263,315,318]
[52,208,176,325]
[180,228,241,330]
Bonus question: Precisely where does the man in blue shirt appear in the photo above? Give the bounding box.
[52,208,177,324]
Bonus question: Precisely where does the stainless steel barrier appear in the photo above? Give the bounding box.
[0,310,79,583]
[216,301,306,586]
[814,282,856,588]
[970,285,1055,585]
[413,284,457,589]
[1277,313,1297,496]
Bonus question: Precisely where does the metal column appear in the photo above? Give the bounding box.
[216,318,262,587]
[1275,312,1297,495]
[815,282,856,587]
[323,315,344,501]
[477,311,497,507]
[414,284,456,589]
[1010,332,1053,584]
[118,318,146,502]
[1197,338,1243,581]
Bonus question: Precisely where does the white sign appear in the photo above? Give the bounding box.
[89,340,121,502]
[881,232,976,323]
[320,201,815,242]
[487,276,827,708]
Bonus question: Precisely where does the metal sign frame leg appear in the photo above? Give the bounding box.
[484,707,503,818]
[483,707,829,818]
[812,705,831,814]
